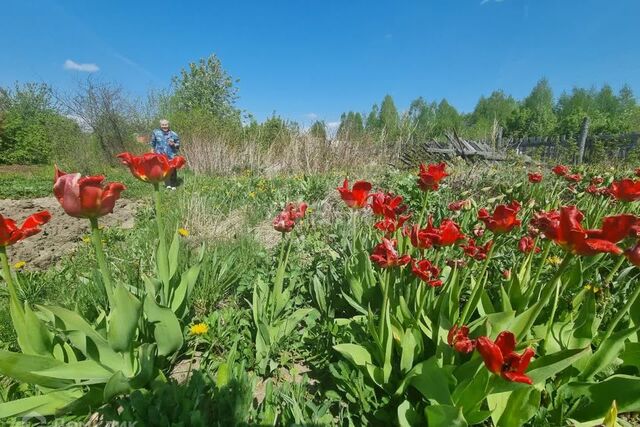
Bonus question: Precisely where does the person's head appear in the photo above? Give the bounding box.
[160,119,170,132]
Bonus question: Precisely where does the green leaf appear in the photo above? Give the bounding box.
[496,387,541,427]
[170,263,201,318]
[0,350,72,389]
[580,327,640,380]
[103,371,131,401]
[621,342,640,369]
[400,328,419,375]
[452,368,490,418]
[602,400,618,427]
[333,343,373,368]
[425,405,467,427]
[567,375,640,421]
[0,390,82,419]
[107,284,142,353]
[168,231,180,280]
[34,360,113,381]
[407,357,454,405]
[397,400,420,427]
[144,294,184,357]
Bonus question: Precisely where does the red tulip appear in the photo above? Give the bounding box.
[417,162,449,191]
[337,179,372,209]
[374,214,411,234]
[370,238,411,268]
[528,172,543,183]
[502,269,512,280]
[472,227,485,238]
[404,224,432,250]
[0,211,51,247]
[117,152,186,184]
[625,241,640,266]
[54,167,126,219]
[461,239,493,261]
[518,236,540,254]
[447,325,476,354]
[565,173,582,183]
[422,217,465,246]
[552,165,569,177]
[535,206,639,256]
[448,199,470,211]
[610,179,640,202]
[273,202,307,233]
[411,259,442,287]
[476,331,535,384]
[370,192,406,218]
[478,201,521,234]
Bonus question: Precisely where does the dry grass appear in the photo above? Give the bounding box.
[181,134,398,176]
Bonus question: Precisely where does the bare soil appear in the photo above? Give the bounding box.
[1,197,139,270]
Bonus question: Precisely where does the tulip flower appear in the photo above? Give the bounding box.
[417,162,448,191]
[404,224,433,250]
[54,167,126,219]
[421,217,465,246]
[370,238,411,268]
[337,179,372,209]
[552,165,569,177]
[528,172,543,183]
[518,236,540,254]
[535,206,639,256]
[565,173,582,183]
[117,152,186,184]
[478,201,521,234]
[273,202,307,233]
[625,242,640,266]
[374,214,411,235]
[447,325,476,354]
[411,259,442,287]
[590,176,604,186]
[610,179,640,202]
[448,199,470,211]
[0,211,51,247]
[461,238,493,261]
[370,192,406,218]
[476,331,535,384]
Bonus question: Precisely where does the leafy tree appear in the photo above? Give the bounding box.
[407,97,437,141]
[337,112,364,141]
[433,99,463,136]
[365,104,380,133]
[309,120,327,141]
[507,78,557,137]
[169,54,240,122]
[379,95,399,141]
[469,90,518,138]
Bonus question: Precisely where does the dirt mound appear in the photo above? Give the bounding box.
[1,197,140,270]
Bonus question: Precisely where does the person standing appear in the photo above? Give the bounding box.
[150,119,181,189]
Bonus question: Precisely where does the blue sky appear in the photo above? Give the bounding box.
[2,0,639,127]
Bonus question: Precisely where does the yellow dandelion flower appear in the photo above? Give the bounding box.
[178,228,190,237]
[546,256,563,266]
[82,236,91,244]
[584,284,592,291]
[249,192,256,198]
[189,323,209,336]
[13,261,26,270]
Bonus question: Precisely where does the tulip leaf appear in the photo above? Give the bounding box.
[567,375,640,421]
[103,370,131,401]
[496,387,540,427]
[168,231,180,280]
[580,326,640,380]
[621,342,640,369]
[0,350,72,389]
[424,404,467,427]
[170,263,201,318]
[397,400,421,427]
[333,344,373,368]
[407,357,454,405]
[107,284,142,355]
[143,295,183,357]
[34,360,114,381]
[0,390,83,419]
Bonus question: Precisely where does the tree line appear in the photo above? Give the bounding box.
[1,53,639,166]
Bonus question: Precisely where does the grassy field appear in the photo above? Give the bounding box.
[1,160,640,425]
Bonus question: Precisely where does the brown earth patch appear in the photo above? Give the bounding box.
[1,197,141,270]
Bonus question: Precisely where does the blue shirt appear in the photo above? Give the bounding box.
[150,129,180,159]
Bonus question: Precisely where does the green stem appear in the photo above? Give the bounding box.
[153,183,167,248]
[518,253,574,341]
[527,240,552,301]
[604,256,625,288]
[418,192,429,227]
[542,275,562,351]
[602,279,640,342]
[0,246,19,303]
[460,241,496,324]
[89,217,114,307]
[379,271,390,344]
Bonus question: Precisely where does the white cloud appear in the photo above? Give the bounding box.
[481,0,505,4]
[305,113,319,120]
[63,59,99,73]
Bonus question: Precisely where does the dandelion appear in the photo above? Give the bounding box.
[82,236,91,244]
[189,323,209,336]
[13,261,26,270]
[249,192,256,198]
[178,228,189,237]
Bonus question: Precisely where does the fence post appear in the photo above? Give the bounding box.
[577,116,590,164]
